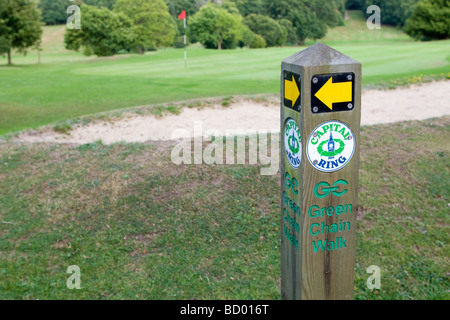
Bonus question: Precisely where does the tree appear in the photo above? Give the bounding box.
[229,0,263,16]
[278,19,298,45]
[365,0,421,26]
[335,0,346,16]
[238,25,256,48]
[84,0,118,9]
[249,33,266,48]
[0,0,43,65]
[115,0,176,53]
[346,0,365,9]
[38,0,118,25]
[404,0,450,40]
[243,14,286,47]
[64,5,135,56]
[164,0,199,18]
[312,0,344,27]
[264,0,327,45]
[38,0,68,25]
[188,3,245,49]
[164,0,199,45]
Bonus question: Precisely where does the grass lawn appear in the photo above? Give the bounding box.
[0,11,449,135]
[0,117,448,299]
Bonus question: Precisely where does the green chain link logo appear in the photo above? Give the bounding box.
[313,180,348,198]
[285,172,299,195]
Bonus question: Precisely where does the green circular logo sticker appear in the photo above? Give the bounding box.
[307,121,355,173]
[284,118,302,169]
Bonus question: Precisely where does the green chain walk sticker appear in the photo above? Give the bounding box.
[284,118,302,169]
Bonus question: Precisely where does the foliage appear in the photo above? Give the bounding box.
[249,33,266,48]
[243,14,286,47]
[404,0,450,40]
[238,25,256,48]
[38,0,118,25]
[364,0,421,26]
[115,0,176,53]
[164,0,200,17]
[174,36,187,48]
[278,19,298,45]
[0,36,9,55]
[84,0,118,9]
[346,0,365,9]
[188,3,245,49]
[0,0,43,65]
[38,0,69,25]
[221,0,241,15]
[334,0,346,15]
[64,5,135,56]
[312,0,345,27]
[263,0,327,44]
[229,0,264,16]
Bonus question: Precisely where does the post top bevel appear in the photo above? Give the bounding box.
[282,43,360,68]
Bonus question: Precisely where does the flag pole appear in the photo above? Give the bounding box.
[178,10,187,69]
[184,16,187,69]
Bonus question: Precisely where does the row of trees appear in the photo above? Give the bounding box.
[349,0,449,40]
[1,0,448,64]
[63,0,346,54]
[348,0,421,26]
[65,0,176,56]
[39,0,118,25]
[38,0,450,54]
[188,0,346,50]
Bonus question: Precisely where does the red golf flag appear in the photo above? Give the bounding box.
[178,10,186,20]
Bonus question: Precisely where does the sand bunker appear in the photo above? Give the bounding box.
[14,80,450,145]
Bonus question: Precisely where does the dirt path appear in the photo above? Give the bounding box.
[15,80,450,145]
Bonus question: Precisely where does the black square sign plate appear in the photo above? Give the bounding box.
[283,71,301,112]
[311,73,355,114]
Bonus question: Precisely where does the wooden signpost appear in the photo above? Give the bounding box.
[280,43,362,300]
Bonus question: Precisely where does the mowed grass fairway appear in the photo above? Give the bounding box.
[1,11,449,134]
[0,118,449,299]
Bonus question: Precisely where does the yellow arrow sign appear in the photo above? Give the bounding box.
[285,74,300,105]
[315,77,352,110]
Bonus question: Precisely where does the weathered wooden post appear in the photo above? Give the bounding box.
[280,43,361,300]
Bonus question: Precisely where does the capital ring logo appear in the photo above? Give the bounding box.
[284,118,302,169]
[314,180,348,198]
[307,120,355,173]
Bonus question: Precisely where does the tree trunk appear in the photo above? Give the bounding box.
[218,41,222,50]
[137,46,144,54]
[7,49,11,65]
